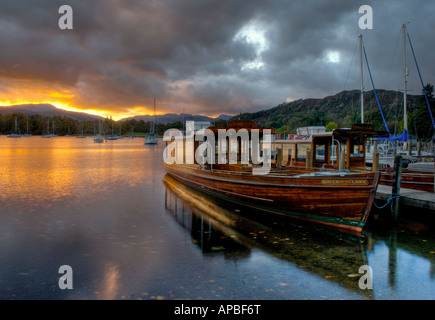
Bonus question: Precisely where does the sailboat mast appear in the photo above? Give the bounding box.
[402,24,408,134]
[152,98,156,134]
[359,34,364,124]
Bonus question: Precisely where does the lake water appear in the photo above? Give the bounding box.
[0,136,434,300]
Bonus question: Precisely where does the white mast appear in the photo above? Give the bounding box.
[359,34,364,124]
[402,24,408,134]
[152,98,156,134]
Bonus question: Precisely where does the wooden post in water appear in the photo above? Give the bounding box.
[372,140,379,172]
[391,155,403,221]
[306,149,313,170]
[339,149,345,170]
[433,142,435,193]
[276,147,283,169]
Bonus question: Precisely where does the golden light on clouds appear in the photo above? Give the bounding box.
[0,88,162,121]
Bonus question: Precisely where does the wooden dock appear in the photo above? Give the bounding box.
[375,184,435,211]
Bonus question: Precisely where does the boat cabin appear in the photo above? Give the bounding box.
[272,124,389,170]
[164,120,389,172]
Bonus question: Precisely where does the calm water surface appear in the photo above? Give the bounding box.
[0,136,434,300]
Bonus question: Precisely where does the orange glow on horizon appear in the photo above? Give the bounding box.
[0,99,165,121]
[0,92,230,121]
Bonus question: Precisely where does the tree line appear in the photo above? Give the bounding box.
[0,113,183,136]
[245,85,435,141]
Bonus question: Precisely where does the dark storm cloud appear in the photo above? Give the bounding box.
[0,0,433,116]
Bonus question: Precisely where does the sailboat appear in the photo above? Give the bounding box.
[128,127,135,139]
[76,124,86,138]
[116,123,124,139]
[41,120,52,138]
[7,117,22,138]
[50,121,58,137]
[94,119,104,143]
[368,25,434,152]
[105,123,117,140]
[23,121,32,137]
[144,98,159,145]
[362,27,434,191]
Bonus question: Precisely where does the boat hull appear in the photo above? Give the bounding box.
[379,169,434,192]
[163,163,379,233]
[144,138,158,145]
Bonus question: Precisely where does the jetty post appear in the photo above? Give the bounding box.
[372,140,379,172]
[276,147,283,169]
[391,155,403,221]
[433,142,435,193]
[339,149,345,170]
[306,149,313,170]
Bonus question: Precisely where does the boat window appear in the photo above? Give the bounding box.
[314,144,326,163]
[296,143,309,161]
[350,144,364,158]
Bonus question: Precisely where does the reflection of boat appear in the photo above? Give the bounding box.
[164,121,386,233]
[144,98,158,145]
[163,174,371,295]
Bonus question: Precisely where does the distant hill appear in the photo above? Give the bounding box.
[122,113,234,124]
[0,104,234,125]
[0,104,102,122]
[232,89,428,134]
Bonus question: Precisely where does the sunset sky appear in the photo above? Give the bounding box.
[0,0,434,120]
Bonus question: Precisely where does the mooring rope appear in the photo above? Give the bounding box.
[373,193,401,210]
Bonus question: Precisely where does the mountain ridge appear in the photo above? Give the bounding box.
[232,89,431,136]
[0,104,234,124]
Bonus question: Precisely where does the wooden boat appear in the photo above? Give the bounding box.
[163,121,388,233]
[163,173,372,296]
[273,125,434,192]
[379,168,434,192]
[7,117,22,138]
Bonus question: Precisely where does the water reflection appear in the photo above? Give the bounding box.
[164,174,372,297]
[0,137,149,210]
[364,219,435,298]
[97,263,121,300]
[164,173,435,299]
[0,137,434,299]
